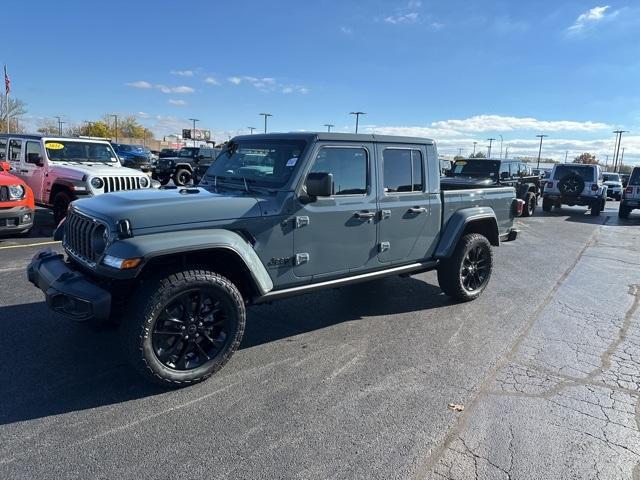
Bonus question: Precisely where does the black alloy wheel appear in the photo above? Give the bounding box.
[460,244,491,293]
[152,288,230,371]
[174,168,192,186]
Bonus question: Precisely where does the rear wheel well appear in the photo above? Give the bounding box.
[463,218,499,246]
[137,248,259,301]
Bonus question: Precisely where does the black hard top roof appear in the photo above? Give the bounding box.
[231,132,434,145]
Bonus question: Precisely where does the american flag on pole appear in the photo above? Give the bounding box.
[4,65,10,96]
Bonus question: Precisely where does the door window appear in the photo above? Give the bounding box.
[499,162,511,179]
[26,141,43,163]
[0,138,6,159]
[8,139,22,162]
[310,147,367,195]
[383,148,424,193]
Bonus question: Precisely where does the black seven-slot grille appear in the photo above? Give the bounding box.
[64,209,101,264]
[0,186,8,202]
[101,176,142,193]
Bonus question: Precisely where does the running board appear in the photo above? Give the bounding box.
[254,260,439,304]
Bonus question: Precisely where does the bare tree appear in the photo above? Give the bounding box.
[0,97,27,132]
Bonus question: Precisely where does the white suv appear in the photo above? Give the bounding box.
[619,167,640,219]
[542,164,606,216]
[0,134,153,222]
[602,172,623,201]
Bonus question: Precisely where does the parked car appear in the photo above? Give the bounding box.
[27,132,520,386]
[111,143,153,173]
[0,160,34,235]
[602,172,623,200]
[153,146,218,186]
[441,159,540,216]
[542,164,606,215]
[619,167,640,219]
[1,134,153,223]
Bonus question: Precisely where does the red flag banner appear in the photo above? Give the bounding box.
[4,66,10,96]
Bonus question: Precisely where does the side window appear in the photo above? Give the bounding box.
[0,138,6,160]
[26,141,43,160]
[9,139,22,162]
[383,149,424,193]
[499,162,510,179]
[310,147,367,195]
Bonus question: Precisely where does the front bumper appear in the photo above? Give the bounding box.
[0,205,34,233]
[27,249,111,322]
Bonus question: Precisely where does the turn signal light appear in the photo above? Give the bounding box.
[626,187,633,194]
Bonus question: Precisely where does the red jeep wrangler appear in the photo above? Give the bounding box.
[0,161,34,235]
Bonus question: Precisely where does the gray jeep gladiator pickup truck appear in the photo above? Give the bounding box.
[27,133,520,387]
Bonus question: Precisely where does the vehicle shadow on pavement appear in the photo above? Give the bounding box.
[242,275,449,349]
[0,277,449,425]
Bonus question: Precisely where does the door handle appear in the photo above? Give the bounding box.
[20,169,28,173]
[354,211,376,220]
[408,207,427,214]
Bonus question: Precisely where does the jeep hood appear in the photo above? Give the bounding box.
[440,176,495,190]
[73,187,262,230]
[50,163,143,179]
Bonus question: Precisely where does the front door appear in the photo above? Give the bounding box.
[22,140,46,202]
[377,145,431,263]
[293,144,377,278]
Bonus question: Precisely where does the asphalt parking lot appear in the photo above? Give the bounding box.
[0,202,639,479]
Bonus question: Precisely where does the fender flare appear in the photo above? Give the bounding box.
[434,207,499,259]
[105,229,274,295]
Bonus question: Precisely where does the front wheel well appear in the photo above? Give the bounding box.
[462,218,499,246]
[48,183,74,205]
[136,248,259,301]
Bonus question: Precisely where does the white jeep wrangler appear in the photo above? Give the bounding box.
[0,134,153,222]
[619,166,640,219]
[542,163,606,216]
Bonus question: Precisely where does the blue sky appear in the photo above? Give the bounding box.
[2,0,640,163]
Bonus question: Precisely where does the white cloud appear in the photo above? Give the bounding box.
[430,115,611,133]
[384,12,419,24]
[340,26,353,34]
[157,85,195,94]
[204,76,220,85]
[126,80,152,89]
[568,5,616,33]
[282,87,293,94]
[228,76,243,85]
[228,75,308,94]
[407,0,422,8]
[168,99,186,106]
[170,70,194,77]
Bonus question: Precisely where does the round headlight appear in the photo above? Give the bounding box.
[91,224,109,256]
[8,184,25,200]
[139,176,149,188]
[91,177,104,189]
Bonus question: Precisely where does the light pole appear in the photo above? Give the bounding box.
[487,138,495,158]
[620,147,625,171]
[260,113,272,133]
[55,116,63,135]
[248,126,256,134]
[458,148,463,156]
[612,130,628,172]
[109,114,118,142]
[499,134,503,159]
[536,134,548,170]
[564,151,569,164]
[504,146,510,159]
[324,123,334,132]
[350,111,366,133]
[189,118,199,147]
[472,141,477,155]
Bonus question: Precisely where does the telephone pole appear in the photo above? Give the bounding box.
[612,130,628,172]
[260,113,272,133]
[324,123,334,132]
[350,112,366,133]
[248,126,256,134]
[189,118,199,147]
[487,138,495,158]
[499,134,503,159]
[536,134,548,170]
[473,142,477,155]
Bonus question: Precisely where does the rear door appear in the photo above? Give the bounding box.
[376,144,431,263]
[293,143,377,278]
[7,138,24,179]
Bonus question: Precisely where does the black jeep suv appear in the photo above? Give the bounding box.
[153,146,218,186]
[441,159,541,216]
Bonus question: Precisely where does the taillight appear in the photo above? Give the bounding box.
[514,199,525,216]
[547,181,554,188]
[591,184,599,191]
[626,186,633,194]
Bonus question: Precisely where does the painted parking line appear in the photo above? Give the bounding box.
[0,240,61,250]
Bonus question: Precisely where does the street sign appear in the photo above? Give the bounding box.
[182,129,210,141]
[182,128,191,139]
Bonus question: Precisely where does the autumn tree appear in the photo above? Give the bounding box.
[0,97,27,132]
[573,153,597,164]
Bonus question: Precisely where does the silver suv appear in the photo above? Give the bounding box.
[0,134,153,222]
[619,166,640,219]
[542,163,606,216]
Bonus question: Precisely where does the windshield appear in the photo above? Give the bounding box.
[178,148,198,158]
[204,139,307,189]
[117,144,134,152]
[553,165,595,182]
[450,160,500,177]
[603,173,620,182]
[45,141,118,163]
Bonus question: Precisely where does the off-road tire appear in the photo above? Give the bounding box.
[53,191,73,224]
[619,204,631,219]
[558,174,585,196]
[437,233,493,302]
[590,200,603,216]
[173,168,192,186]
[120,269,246,387]
[157,176,171,186]
[542,197,553,212]
[521,191,537,217]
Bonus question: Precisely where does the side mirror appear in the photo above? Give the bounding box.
[27,153,44,166]
[305,172,333,198]
[0,161,10,172]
